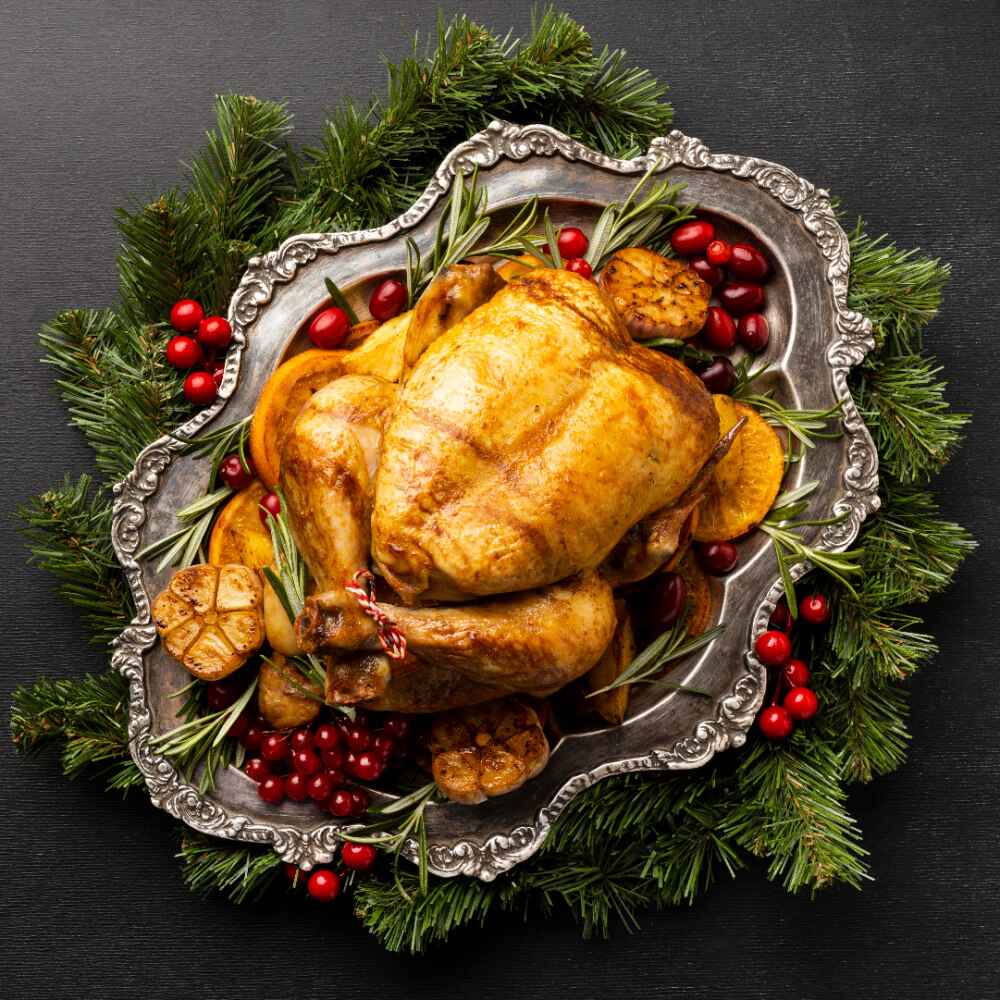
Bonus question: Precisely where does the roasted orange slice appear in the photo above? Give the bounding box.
[207,479,274,572]
[675,547,712,638]
[693,397,785,542]
[248,349,348,490]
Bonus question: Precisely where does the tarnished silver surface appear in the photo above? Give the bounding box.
[111,122,877,880]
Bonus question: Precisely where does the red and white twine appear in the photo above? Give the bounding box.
[343,569,407,660]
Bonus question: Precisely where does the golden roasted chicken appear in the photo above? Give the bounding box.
[279,262,721,713]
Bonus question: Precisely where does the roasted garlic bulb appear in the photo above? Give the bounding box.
[598,246,710,340]
[428,697,550,805]
[152,564,264,680]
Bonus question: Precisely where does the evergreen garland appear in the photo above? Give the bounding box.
[9,10,972,952]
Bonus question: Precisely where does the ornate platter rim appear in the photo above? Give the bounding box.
[110,121,878,880]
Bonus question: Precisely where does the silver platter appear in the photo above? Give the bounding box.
[111,122,878,881]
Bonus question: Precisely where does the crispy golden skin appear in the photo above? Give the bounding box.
[371,268,718,602]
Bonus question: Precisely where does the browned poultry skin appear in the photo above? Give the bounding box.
[402,262,505,380]
[371,267,719,602]
[280,374,397,699]
[299,570,616,692]
[363,661,514,713]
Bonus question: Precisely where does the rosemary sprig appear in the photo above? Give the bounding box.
[152,675,257,793]
[137,485,233,571]
[761,481,864,616]
[341,780,443,897]
[177,415,252,480]
[589,610,724,696]
[324,276,360,326]
[584,156,697,269]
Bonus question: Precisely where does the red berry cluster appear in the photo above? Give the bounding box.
[237,704,416,816]
[283,836,380,902]
[753,593,831,741]
[557,226,591,277]
[165,298,234,407]
[669,221,774,397]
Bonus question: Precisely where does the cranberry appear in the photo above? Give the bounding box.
[284,772,310,801]
[781,658,810,688]
[239,722,266,752]
[314,724,341,751]
[329,789,353,817]
[755,630,792,667]
[799,593,831,626]
[289,729,314,753]
[226,711,252,741]
[260,732,289,762]
[689,256,726,288]
[308,773,334,801]
[369,278,408,321]
[728,244,771,282]
[372,734,395,760]
[738,313,769,352]
[759,705,794,741]
[324,768,347,788]
[720,282,765,315]
[210,360,226,386]
[702,306,737,350]
[257,775,285,803]
[344,750,358,774]
[165,335,201,370]
[307,306,350,349]
[170,298,204,333]
[352,751,384,782]
[784,686,819,721]
[557,227,589,260]
[564,257,592,279]
[341,843,377,873]
[351,708,373,729]
[670,221,715,256]
[705,240,732,266]
[641,572,688,631]
[345,725,372,751]
[283,862,301,881]
[307,869,341,902]
[258,492,281,525]
[244,757,271,783]
[696,540,739,575]
[183,371,217,406]
[383,713,412,740]
[292,750,322,776]
[197,315,232,350]
[205,675,244,710]
[218,454,255,490]
[768,603,793,635]
[321,747,345,770]
[692,356,737,395]
[349,788,370,818]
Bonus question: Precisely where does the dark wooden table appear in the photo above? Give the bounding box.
[3,2,997,996]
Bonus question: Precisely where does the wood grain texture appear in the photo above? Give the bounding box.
[2,1,998,996]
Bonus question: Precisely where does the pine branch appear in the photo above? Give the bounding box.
[14,475,132,645]
[846,218,949,355]
[854,353,967,484]
[858,480,975,605]
[816,673,910,784]
[175,829,282,903]
[9,670,141,792]
[724,734,868,892]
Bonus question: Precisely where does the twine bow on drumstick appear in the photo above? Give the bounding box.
[343,569,407,660]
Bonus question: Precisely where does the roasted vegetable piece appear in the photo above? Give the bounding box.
[258,654,322,729]
[598,246,711,340]
[428,697,550,805]
[152,564,264,680]
[586,600,637,725]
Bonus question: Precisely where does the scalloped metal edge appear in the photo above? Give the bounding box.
[110,121,878,879]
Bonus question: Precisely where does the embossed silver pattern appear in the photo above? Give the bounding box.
[111,123,878,882]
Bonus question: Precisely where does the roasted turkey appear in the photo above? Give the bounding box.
[281,262,721,711]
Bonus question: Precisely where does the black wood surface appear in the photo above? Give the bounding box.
[2,2,997,997]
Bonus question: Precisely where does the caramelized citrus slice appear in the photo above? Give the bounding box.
[248,349,348,489]
[675,547,712,639]
[207,479,274,572]
[693,398,785,542]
